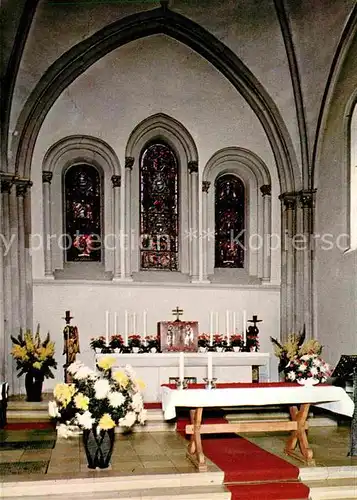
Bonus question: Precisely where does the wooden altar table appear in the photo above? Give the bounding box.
[161,382,354,471]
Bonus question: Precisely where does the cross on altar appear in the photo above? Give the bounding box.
[172,306,183,322]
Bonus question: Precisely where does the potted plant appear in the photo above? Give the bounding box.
[246,334,260,352]
[11,326,57,402]
[48,359,147,469]
[213,334,227,352]
[128,335,142,353]
[198,334,209,352]
[285,354,331,385]
[90,336,106,353]
[231,334,244,352]
[145,336,159,353]
[109,335,124,353]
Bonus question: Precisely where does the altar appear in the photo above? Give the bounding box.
[96,352,272,402]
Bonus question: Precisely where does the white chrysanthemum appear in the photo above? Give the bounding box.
[76,411,95,429]
[119,411,137,428]
[138,409,147,425]
[287,370,296,381]
[310,366,318,376]
[108,391,125,408]
[314,357,322,367]
[132,392,143,412]
[48,400,60,418]
[57,423,74,438]
[74,365,95,380]
[67,361,83,375]
[299,364,307,372]
[94,378,111,399]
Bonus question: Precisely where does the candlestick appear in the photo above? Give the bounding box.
[209,311,214,346]
[179,352,184,382]
[105,311,109,345]
[143,310,147,337]
[132,312,136,335]
[124,310,128,345]
[207,352,213,380]
[243,309,247,343]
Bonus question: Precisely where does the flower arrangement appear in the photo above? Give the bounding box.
[109,335,124,350]
[49,358,147,438]
[285,354,331,383]
[11,326,57,379]
[128,335,142,349]
[90,336,106,351]
[212,334,227,350]
[198,334,209,348]
[246,334,259,352]
[145,336,159,351]
[230,334,244,348]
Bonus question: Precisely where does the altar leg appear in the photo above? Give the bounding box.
[186,408,207,471]
[285,403,315,465]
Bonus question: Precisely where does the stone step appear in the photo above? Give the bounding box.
[2,484,230,500]
[2,471,225,497]
[300,466,357,499]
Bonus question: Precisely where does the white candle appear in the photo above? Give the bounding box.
[215,312,219,335]
[105,311,109,345]
[132,312,136,334]
[179,352,184,381]
[124,310,128,345]
[143,310,147,337]
[226,310,230,336]
[209,311,214,346]
[207,352,213,380]
[243,310,247,343]
[233,312,237,335]
[114,312,118,335]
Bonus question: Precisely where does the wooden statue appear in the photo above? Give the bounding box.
[63,310,80,382]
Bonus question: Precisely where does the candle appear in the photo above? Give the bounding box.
[226,310,230,336]
[209,311,214,346]
[233,312,237,335]
[105,311,109,345]
[215,312,219,335]
[124,310,128,345]
[132,312,136,335]
[207,352,213,380]
[179,352,184,381]
[114,312,118,335]
[143,310,147,337]
[243,310,247,343]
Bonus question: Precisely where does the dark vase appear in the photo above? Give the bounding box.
[25,371,44,402]
[82,426,115,469]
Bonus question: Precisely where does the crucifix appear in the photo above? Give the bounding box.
[172,306,183,322]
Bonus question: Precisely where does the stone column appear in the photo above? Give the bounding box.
[202,181,211,282]
[111,175,121,279]
[279,193,297,340]
[42,171,53,277]
[124,157,134,279]
[260,185,272,282]
[16,182,30,329]
[300,189,316,340]
[188,161,199,281]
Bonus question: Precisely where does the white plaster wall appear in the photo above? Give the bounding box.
[30,35,280,283]
[32,281,280,392]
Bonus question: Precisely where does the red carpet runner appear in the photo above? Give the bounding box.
[176,412,310,500]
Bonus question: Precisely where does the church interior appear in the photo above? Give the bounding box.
[1,0,357,499]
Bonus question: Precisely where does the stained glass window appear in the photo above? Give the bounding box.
[215,174,245,268]
[140,142,179,270]
[64,164,101,262]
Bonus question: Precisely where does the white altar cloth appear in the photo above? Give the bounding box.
[161,384,354,420]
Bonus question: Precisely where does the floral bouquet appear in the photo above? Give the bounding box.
[198,334,210,349]
[285,354,332,384]
[145,336,159,352]
[212,334,227,350]
[49,358,147,438]
[230,334,244,348]
[109,335,124,350]
[128,335,142,349]
[11,326,57,379]
[90,336,106,351]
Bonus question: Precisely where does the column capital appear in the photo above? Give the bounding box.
[1,179,12,193]
[299,189,316,208]
[111,175,121,188]
[42,171,53,184]
[202,181,211,193]
[125,156,134,170]
[16,180,32,198]
[188,160,198,174]
[260,184,271,197]
[279,192,298,210]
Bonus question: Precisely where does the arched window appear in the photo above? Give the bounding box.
[64,164,102,262]
[139,142,179,270]
[215,174,245,268]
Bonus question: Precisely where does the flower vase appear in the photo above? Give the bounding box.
[198,346,207,353]
[233,346,241,352]
[82,426,115,469]
[132,346,140,354]
[297,378,319,387]
[215,346,224,352]
[25,371,44,402]
[114,348,121,353]
[150,347,157,353]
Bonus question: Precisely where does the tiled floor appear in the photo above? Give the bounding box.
[1,424,356,482]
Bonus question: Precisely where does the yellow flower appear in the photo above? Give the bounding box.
[24,331,35,352]
[11,345,28,360]
[38,343,55,361]
[98,413,115,430]
[113,370,128,389]
[54,383,76,408]
[135,379,146,391]
[33,361,43,370]
[97,356,116,371]
[74,393,89,411]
